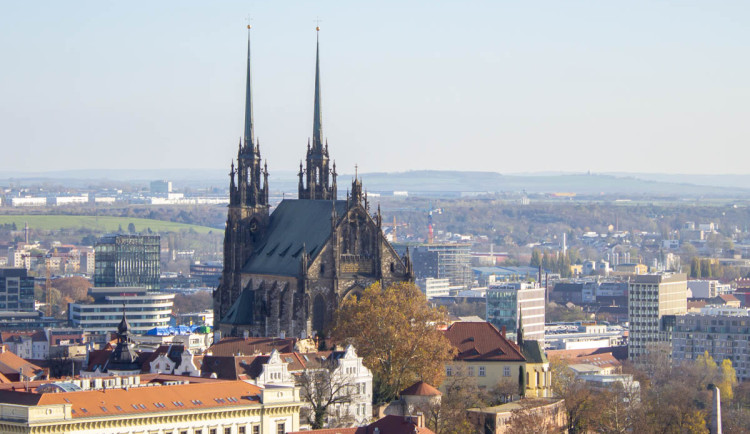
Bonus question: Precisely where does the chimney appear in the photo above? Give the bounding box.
[501,325,506,338]
[279,330,286,339]
[243,329,250,339]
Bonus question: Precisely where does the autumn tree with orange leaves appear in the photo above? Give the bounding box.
[331,281,455,403]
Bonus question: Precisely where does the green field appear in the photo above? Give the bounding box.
[0,215,219,234]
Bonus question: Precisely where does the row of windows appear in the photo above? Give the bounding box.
[445,365,493,377]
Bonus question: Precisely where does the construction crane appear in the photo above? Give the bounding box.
[381,216,408,242]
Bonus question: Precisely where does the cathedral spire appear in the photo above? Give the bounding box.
[312,26,323,150]
[244,25,255,148]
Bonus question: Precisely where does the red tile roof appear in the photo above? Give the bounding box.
[442,322,525,362]
[0,380,263,419]
[400,381,441,397]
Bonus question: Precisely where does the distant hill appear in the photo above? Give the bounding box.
[1,169,748,198]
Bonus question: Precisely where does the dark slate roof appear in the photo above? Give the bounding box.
[222,288,256,326]
[243,199,348,276]
[520,340,548,364]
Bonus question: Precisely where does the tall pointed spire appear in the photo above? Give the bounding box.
[244,25,255,147]
[312,26,323,150]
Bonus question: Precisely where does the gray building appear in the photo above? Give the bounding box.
[94,234,160,290]
[628,273,687,361]
[486,282,546,343]
[406,243,472,290]
[672,306,750,382]
[69,287,174,334]
[0,268,35,312]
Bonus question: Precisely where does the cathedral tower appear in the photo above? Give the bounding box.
[298,27,337,200]
[216,26,270,322]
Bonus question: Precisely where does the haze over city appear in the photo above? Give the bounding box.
[2,1,748,175]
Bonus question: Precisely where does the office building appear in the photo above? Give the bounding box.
[69,287,174,334]
[687,279,732,299]
[628,273,687,361]
[0,268,35,312]
[486,282,546,343]
[94,234,160,289]
[150,180,173,194]
[408,243,472,290]
[672,306,750,382]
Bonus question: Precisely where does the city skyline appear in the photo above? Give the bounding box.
[2,1,748,175]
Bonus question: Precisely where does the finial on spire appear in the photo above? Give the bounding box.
[243,23,255,147]
[312,23,323,150]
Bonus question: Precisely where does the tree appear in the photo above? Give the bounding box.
[530,249,542,268]
[51,276,91,303]
[424,366,487,434]
[718,358,737,402]
[297,358,355,429]
[506,401,557,434]
[127,222,136,233]
[331,282,455,403]
[550,359,594,433]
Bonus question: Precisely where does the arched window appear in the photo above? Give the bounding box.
[313,295,326,334]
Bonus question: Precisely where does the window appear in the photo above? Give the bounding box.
[467,366,474,376]
[277,422,286,434]
[479,366,486,377]
[225,428,232,434]
[446,366,452,377]
[239,427,246,434]
[252,426,260,434]
[210,430,217,434]
[503,366,511,377]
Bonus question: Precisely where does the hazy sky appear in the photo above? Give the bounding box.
[1,1,748,175]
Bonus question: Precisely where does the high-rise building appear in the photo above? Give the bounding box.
[407,243,472,290]
[628,273,687,361]
[69,287,174,334]
[214,27,412,339]
[94,234,160,289]
[486,282,546,343]
[672,306,750,382]
[0,268,35,312]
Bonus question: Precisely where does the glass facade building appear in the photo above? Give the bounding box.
[69,286,174,334]
[486,282,546,343]
[0,268,35,312]
[94,234,160,289]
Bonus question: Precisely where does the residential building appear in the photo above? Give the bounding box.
[0,345,47,381]
[94,234,160,290]
[69,287,174,334]
[628,273,687,361]
[289,415,435,434]
[467,398,567,434]
[416,277,451,299]
[441,322,551,398]
[486,282,545,343]
[0,379,301,433]
[0,268,35,312]
[672,306,750,381]
[688,280,732,299]
[0,331,48,360]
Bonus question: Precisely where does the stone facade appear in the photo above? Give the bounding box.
[214,28,413,339]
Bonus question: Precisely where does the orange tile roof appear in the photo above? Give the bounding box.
[442,322,525,362]
[400,381,441,397]
[27,380,264,418]
[0,349,43,376]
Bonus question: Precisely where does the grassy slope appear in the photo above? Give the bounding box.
[0,215,218,234]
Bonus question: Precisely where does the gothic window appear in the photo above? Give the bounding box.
[390,262,395,273]
[313,295,326,334]
[320,264,325,275]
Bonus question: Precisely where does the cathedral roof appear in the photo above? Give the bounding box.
[242,199,348,276]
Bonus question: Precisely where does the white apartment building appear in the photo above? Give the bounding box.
[486,282,546,343]
[628,273,687,361]
[687,279,733,299]
[11,197,47,207]
[416,277,451,299]
[69,287,174,334]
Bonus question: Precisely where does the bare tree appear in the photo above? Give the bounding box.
[506,401,558,434]
[297,359,355,429]
[424,364,488,434]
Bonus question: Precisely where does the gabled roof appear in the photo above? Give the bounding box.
[242,199,348,276]
[442,322,525,362]
[400,381,441,397]
[0,350,43,376]
[209,337,297,356]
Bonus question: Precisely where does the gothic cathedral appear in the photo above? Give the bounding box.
[214,28,413,339]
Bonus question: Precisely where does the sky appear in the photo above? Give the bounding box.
[1,1,748,175]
